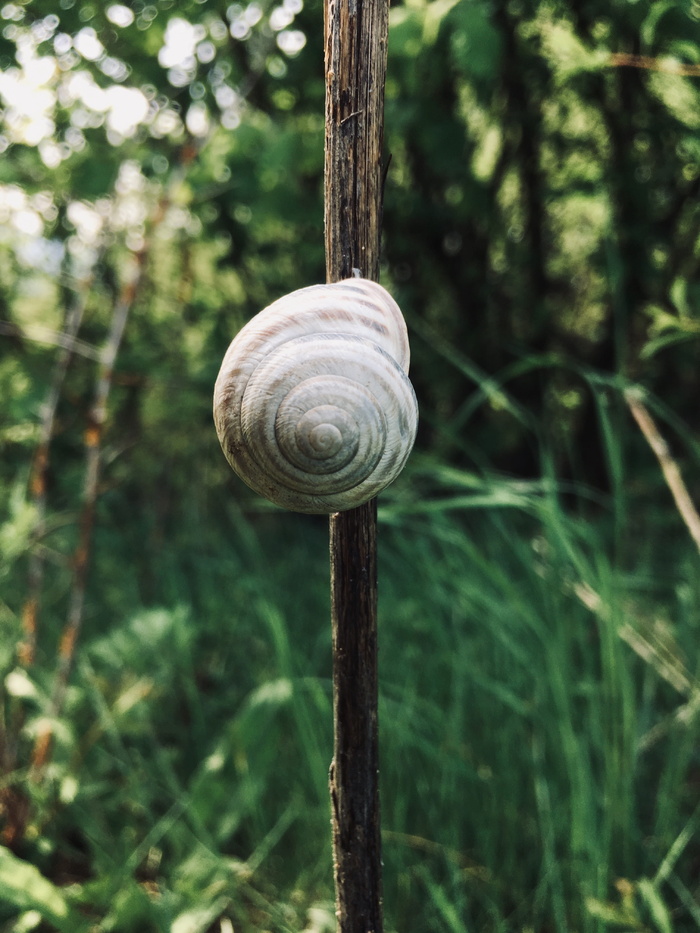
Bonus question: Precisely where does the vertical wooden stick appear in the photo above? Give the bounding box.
[329,500,382,932]
[324,0,388,928]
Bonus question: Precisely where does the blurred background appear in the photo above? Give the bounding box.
[1,0,700,930]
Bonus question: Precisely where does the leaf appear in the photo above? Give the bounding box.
[171,898,229,933]
[637,878,673,933]
[390,0,464,52]
[670,277,690,317]
[4,669,40,701]
[422,0,462,45]
[667,39,700,64]
[10,911,44,933]
[649,71,700,128]
[585,894,641,927]
[641,1,676,50]
[0,485,38,569]
[641,329,700,359]
[0,846,85,932]
[450,1,503,82]
[540,21,608,81]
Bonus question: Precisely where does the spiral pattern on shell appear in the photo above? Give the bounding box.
[213,278,418,513]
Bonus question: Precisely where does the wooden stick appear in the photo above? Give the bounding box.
[329,500,382,932]
[324,0,388,284]
[324,0,388,927]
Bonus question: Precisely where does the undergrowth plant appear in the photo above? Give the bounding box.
[1,363,700,931]
[2,0,700,928]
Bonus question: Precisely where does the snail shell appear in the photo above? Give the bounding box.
[213,278,418,514]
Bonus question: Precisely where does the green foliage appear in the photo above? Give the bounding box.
[2,389,700,930]
[0,486,37,578]
[0,845,85,932]
[1,0,700,930]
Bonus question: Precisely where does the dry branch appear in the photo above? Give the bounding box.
[624,389,700,555]
[27,145,200,780]
[0,271,97,849]
[324,0,389,926]
[29,255,142,775]
[608,53,700,77]
[19,275,97,670]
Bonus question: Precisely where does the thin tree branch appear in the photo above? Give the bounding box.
[29,201,174,776]
[19,274,99,669]
[0,320,103,362]
[27,145,201,781]
[624,389,700,555]
[608,53,700,78]
[0,269,97,849]
[29,259,141,776]
[573,581,700,753]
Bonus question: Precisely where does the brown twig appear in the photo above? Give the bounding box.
[624,389,700,555]
[18,276,98,670]
[0,268,97,849]
[574,582,694,696]
[29,144,200,780]
[29,228,166,777]
[573,581,700,752]
[608,53,700,78]
[573,392,700,757]
[29,261,141,775]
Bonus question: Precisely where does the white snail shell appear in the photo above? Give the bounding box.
[213,278,418,514]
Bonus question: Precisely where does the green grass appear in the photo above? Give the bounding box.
[1,385,700,932]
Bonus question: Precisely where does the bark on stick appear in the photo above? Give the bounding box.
[324,0,389,927]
